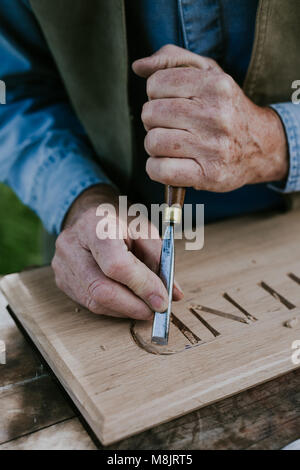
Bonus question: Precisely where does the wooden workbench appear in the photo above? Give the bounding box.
[0,255,300,449]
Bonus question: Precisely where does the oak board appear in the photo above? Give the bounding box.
[1,209,300,445]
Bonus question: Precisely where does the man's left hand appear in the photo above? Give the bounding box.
[133,45,288,192]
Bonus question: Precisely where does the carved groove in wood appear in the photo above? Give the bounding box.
[131,272,300,355]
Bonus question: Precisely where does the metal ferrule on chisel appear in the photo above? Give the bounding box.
[163,205,182,225]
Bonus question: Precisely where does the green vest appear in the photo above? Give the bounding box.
[29,0,300,206]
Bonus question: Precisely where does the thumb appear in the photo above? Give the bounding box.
[132,44,216,78]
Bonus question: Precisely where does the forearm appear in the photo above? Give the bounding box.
[0,95,113,234]
[0,0,114,234]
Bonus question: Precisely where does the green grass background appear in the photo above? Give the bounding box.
[0,183,42,274]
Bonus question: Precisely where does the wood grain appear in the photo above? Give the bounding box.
[104,368,300,450]
[0,374,75,444]
[1,209,300,445]
[0,418,96,450]
[0,291,74,444]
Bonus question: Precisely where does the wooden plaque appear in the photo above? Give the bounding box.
[1,209,300,445]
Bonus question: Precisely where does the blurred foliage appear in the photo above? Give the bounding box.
[0,183,42,274]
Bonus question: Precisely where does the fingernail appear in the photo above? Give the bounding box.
[148,294,168,312]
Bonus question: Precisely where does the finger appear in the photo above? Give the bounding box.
[145,127,216,160]
[146,156,203,187]
[132,44,217,78]
[54,248,183,310]
[79,254,155,319]
[142,98,203,132]
[146,155,225,191]
[146,67,211,100]
[133,236,162,274]
[143,97,225,136]
[133,224,183,302]
[133,238,183,304]
[173,279,184,301]
[90,238,169,313]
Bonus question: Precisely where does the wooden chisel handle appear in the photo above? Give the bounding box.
[165,186,186,208]
[164,186,186,224]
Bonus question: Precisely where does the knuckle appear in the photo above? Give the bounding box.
[160,44,176,54]
[195,160,220,186]
[141,101,153,127]
[146,157,164,182]
[146,70,162,99]
[54,233,64,253]
[215,74,234,97]
[85,280,102,312]
[207,57,218,69]
[207,159,227,186]
[102,258,125,280]
[85,294,102,314]
[145,157,155,179]
[146,75,155,99]
[194,160,228,191]
[86,280,116,311]
[55,228,75,255]
[194,161,207,189]
[144,128,160,156]
[87,279,101,299]
[51,256,58,273]
[196,160,206,179]
[217,109,232,133]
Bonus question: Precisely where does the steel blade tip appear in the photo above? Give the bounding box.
[151,335,168,346]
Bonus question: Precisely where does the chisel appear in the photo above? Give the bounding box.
[151,185,186,345]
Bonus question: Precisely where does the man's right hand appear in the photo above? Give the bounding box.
[51,185,183,320]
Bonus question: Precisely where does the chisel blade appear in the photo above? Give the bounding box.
[151,223,175,345]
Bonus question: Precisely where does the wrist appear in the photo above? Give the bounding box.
[62,184,120,229]
[265,107,288,181]
[249,105,288,184]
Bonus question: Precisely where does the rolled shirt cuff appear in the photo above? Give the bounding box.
[268,102,300,193]
[30,146,113,235]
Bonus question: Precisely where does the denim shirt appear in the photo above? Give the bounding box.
[0,0,299,234]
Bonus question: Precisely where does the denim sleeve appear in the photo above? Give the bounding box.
[0,0,112,235]
[269,102,300,193]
